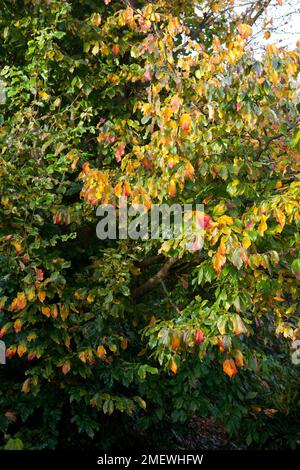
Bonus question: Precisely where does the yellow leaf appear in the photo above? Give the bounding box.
[168,179,176,197]
[59,304,69,321]
[258,215,268,236]
[161,107,173,122]
[17,343,27,358]
[121,337,128,350]
[27,332,37,342]
[92,42,99,55]
[11,240,22,253]
[237,23,253,39]
[169,357,177,374]
[26,286,35,302]
[232,315,247,335]
[39,90,49,100]
[87,294,95,304]
[21,378,31,394]
[78,351,87,363]
[185,161,195,180]
[242,235,251,249]
[218,215,233,225]
[96,345,107,359]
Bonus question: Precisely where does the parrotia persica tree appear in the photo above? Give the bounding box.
[0,0,299,449]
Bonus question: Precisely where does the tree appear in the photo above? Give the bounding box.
[0,0,299,449]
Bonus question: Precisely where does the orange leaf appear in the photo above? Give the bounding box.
[41,306,51,318]
[11,240,22,253]
[82,162,90,175]
[96,345,107,359]
[123,180,131,197]
[62,361,71,375]
[10,292,27,312]
[274,209,285,228]
[235,350,244,368]
[213,248,226,273]
[223,359,238,378]
[112,44,120,56]
[170,95,183,112]
[51,305,58,319]
[14,319,23,333]
[37,291,46,303]
[180,113,192,132]
[6,345,17,358]
[5,411,17,423]
[171,336,180,350]
[114,181,123,198]
[168,179,176,197]
[185,161,195,180]
[115,142,125,163]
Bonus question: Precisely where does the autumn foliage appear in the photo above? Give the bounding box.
[0,0,299,449]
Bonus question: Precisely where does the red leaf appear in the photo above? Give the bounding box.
[144,64,151,81]
[194,328,205,345]
[35,268,44,281]
[112,44,120,56]
[115,143,125,163]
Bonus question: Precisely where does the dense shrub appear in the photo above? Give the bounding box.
[0,0,299,449]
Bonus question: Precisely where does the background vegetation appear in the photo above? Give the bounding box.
[0,0,299,450]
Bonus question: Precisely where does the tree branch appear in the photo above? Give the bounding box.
[132,257,177,298]
[136,254,165,268]
[242,0,272,26]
